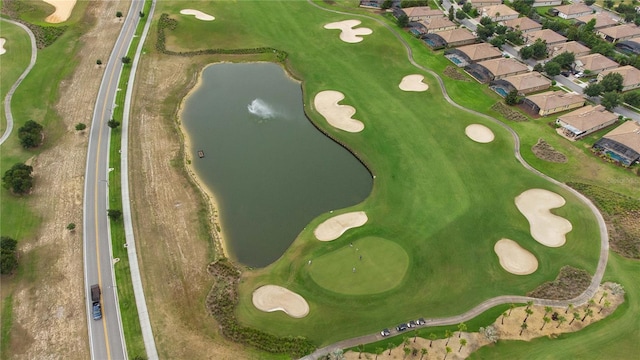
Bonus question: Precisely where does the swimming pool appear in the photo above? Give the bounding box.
[450,57,462,65]
[423,38,436,47]
[493,87,509,97]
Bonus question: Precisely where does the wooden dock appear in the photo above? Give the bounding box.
[197,150,205,158]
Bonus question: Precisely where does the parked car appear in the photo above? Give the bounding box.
[561,71,570,77]
[416,318,426,325]
[396,323,408,332]
[589,78,598,83]
[408,320,417,328]
[381,328,391,337]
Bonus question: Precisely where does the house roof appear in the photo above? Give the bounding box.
[548,41,590,58]
[558,105,617,132]
[503,72,552,91]
[575,54,618,72]
[404,7,443,18]
[455,42,502,61]
[470,0,502,4]
[598,24,640,40]
[575,13,619,29]
[603,121,640,154]
[553,3,593,16]
[421,17,456,30]
[477,58,529,77]
[525,29,567,45]
[600,65,640,87]
[435,28,477,43]
[526,90,584,111]
[502,17,542,32]
[480,4,519,19]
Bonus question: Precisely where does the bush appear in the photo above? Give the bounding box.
[2,163,34,195]
[75,123,87,131]
[18,120,43,148]
[1,236,18,274]
[107,209,122,221]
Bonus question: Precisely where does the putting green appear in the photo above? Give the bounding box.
[308,237,409,295]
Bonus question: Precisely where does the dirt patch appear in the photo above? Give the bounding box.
[443,65,470,81]
[491,102,529,122]
[531,138,568,163]
[527,265,592,300]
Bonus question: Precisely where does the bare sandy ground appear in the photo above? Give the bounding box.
[399,74,429,92]
[314,211,368,241]
[0,38,6,55]
[494,238,538,275]
[180,9,215,21]
[515,189,572,247]
[252,285,310,318]
[42,0,77,23]
[314,90,364,133]
[346,283,623,359]
[324,20,372,43]
[465,124,495,143]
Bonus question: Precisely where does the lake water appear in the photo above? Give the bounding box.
[181,63,373,267]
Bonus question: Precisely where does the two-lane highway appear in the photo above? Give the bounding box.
[83,1,145,359]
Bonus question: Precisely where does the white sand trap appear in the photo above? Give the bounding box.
[465,124,495,143]
[180,9,215,21]
[494,239,538,275]
[314,91,365,133]
[324,20,372,43]
[252,285,309,318]
[515,189,573,247]
[42,0,77,23]
[0,38,6,55]
[399,74,429,92]
[314,211,368,241]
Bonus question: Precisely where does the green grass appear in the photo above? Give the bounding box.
[0,295,13,360]
[308,236,409,295]
[0,20,32,134]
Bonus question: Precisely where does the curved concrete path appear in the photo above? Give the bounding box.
[301,2,609,358]
[0,18,37,145]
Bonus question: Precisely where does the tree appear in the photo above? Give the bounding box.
[600,72,624,92]
[403,347,411,359]
[96,59,102,65]
[533,63,544,73]
[75,123,87,131]
[505,89,519,105]
[448,6,454,21]
[18,120,43,148]
[570,311,580,325]
[490,36,505,48]
[374,347,383,360]
[584,83,603,97]
[544,61,562,77]
[581,308,594,322]
[604,0,614,8]
[509,303,516,316]
[67,223,76,231]
[457,322,467,337]
[599,292,609,304]
[519,45,534,60]
[107,209,123,221]
[458,338,467,352]
[139,11,145,18]
[599,300,611,314]
[553,52,575,69]
[381,0,393,9]
[565,303,573,314]
[397,14,410,28]
[387,342,394,355]
[523,308,534,323]
[530,38,548,59]
[420,348,428,360]
[444,330,452,346]
[587,299,596,309]
[121,56,131,64]
[108,119,121,129]
[1,236,18,274]
[403,337,410,349]
[443,347,452,360]
[414,329,421,343]
[556,315,567,328]
[540,316,551,330]
[428,333,437,347]
[358,344,364,359]
[623,91,640,107]
[501,311,508,324]
[456,9,466,20]
[2,163,34,195]
[601,91,621,111]
[519,322,528,336]
[544,306,553,317]
[116,11,123,18]
[584,0,596,4]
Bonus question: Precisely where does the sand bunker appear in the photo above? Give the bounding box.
[252,285,309,318]
[465,124,495,143]
[494,239,538,275]
[515,189,573,247]
[0,38,6,55]
[42,0,76,23]
[399,74,429,92]
[180,9,215,21]
[314,91,365,133]
[324,20,372,43]
[314,211,368,241]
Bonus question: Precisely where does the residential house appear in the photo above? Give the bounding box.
[426,28,477,48]
[597,24,640,43]
[593,120,640,166]
[523,90,585,116]
[575,13,619,30]
[532,0,562,7]
[447,42,503,64]
[574,54,618,74]
[420,17,457,33]
[479,5,519,22]
[403,7,445,22]
[473,58,529,82]
[502,17,542,33]
[556,105,618,140]
[361,0,401,9]
[548,41,590,59]
[554,4,593,19]
[598,65,640,92]
[469,0,502,8]
[497,72,553,95]
[525,29,567,46]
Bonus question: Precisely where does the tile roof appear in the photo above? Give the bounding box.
[436,28,477,43]
[477,58,529,77]
[503,72,552,91]
[456,42,503,61]
[548,41,590,58]
[404,7,443,18]
[598,24,640,40]
[554,3,593,16]
[575,54,618,72]
[502,17,542,32]
[526,90,584,111]
[558,105,617,132]
[600,65,640,87]
[525,29,567,44]
[575,13,619,29]
[421,17,456,30]
[603,121,640,154]
[480,4,519,18]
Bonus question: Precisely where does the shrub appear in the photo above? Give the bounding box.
[75,123,87,131]
[18,120,43,148]
[2,163,34,195]
[1,236,19,274]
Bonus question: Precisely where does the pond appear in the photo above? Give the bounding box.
[180,62,373,268]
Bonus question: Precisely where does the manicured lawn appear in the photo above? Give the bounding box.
[0,20,32,134]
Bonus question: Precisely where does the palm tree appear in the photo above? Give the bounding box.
[581,308,594,322]
[458,338,467,352]
[444,330,452,346]
[570,311,580,325]
[519,322,528,336]
[358,344,365,359]
[420,348,428,360]
[501,311,508,325]
[428,333,437,347]
[443,347,452,360]
[540,316,551,330]
[387,342,394,355]
[375,347,383,360]
[587,299,596,309]
[457,322,467,337]
[508,303,516,316]
[565,303,573,314]
[526,300,534,310]
[403,337,410,349]
[556,315,566,328]
[414,329,421,343]
[599,300,611,314]
[544,306,552,317]
[403,347,411,359]
[599,292,608,304]
[523,308,534,323]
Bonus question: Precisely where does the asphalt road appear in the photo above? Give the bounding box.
[83,1,145,359]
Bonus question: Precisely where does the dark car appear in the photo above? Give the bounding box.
[381,328,391,337]
[416,318,426,325]
[92,302,102,320]
[396,323,408,332]
[561,71,570,77]
[589,78,598,83]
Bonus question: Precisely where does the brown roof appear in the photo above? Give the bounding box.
[503,72,552,91]
[436,28,477,43]
[603,121,640,154]
[599,65,640,87]
[470,0,502,4]
[456,42,502,61]
[422,17,456,30]
[558,105,617,132]
[404,7,443,18]
[554,4,593,16]
[576,54,618,72]
[548,41,590,58]
[598,24,640,40]
[526,90,584,111]
[525,29,567,45]
[481,4,519,18]
[477,58,529,77]
[502,17,542,32]
[575,13,619,29]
